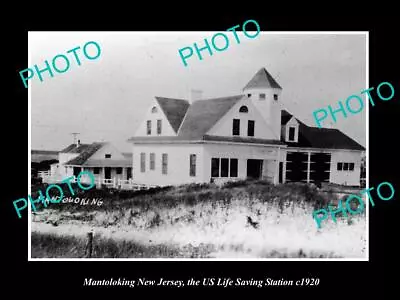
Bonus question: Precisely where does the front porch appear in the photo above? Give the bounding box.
[38,165,160,191]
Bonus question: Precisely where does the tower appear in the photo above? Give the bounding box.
[243,68,282,140]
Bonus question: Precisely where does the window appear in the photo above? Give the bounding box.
[127,167,132,179]
[221,158,229,177]
[232,119,240,136]
[157,120,162,135]
[288,127,296,141]
[147,120,151,135]
[190,154,196,177]
[162,153,168,175]
[338,162,354,171]
[140,153,145,173]
[105,154,111,159]
[230,159,238,177]
[248,120,255,137]
[116,167,122,174]
[239,106,248,113]
[93,167,100,174]
[151,106,157,113]
[212,158,238,178]
[274,94,278,101]
[211,158,220,177]
[259,93,266,100]
[150,153,155,170]
[247,94,251,97]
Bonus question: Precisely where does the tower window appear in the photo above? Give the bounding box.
[239,106,248,113]
[274,94,278,100]
[259,93,266,100]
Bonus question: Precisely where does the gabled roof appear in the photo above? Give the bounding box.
[243,68,282,90]
[60,143,92,154]
[128,94,284,146]
[178,95,244,139]
[64,142,106,165]
[281,110,293,125]
[281,110,365,151]
[155,97,190,133]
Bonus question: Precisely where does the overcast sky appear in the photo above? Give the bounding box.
[29,32,367,152]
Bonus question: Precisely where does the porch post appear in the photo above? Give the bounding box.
[283,150,287,183]
[307,151,311,183]
[274,148,280,185]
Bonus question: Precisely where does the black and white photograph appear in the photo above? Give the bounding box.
[28,31,367,260]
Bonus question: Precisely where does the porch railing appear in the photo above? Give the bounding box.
[37,172,158,191]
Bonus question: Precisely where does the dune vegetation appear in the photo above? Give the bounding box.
[31,180,366,259]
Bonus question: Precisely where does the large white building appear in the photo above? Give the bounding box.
[128,68,365,187]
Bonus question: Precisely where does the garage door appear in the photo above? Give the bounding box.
[286,152,308,182]
[310,153,331,182]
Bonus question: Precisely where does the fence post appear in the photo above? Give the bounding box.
[86,231,93,258]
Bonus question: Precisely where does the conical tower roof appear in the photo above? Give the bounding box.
[243,68,282,90]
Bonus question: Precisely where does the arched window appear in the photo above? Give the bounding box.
[151,106,157,113]
[239,105,248,113]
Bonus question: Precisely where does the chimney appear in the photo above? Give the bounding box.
[190,89,203,103]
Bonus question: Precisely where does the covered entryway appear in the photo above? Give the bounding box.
[247,159,263,179]
[279,162,283,183]
[73,167,81,177]
[104,167,111,179]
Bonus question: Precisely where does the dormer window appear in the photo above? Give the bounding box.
[274,94,278,101]
[247,94,251,97]
[105,154,111,159]
[288,127,296,141]
[239,105,248,113]
[151,106,157,113]
[259,93,266,100]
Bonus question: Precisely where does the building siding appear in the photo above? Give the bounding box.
[330,150,362,186]
[132,144,205,186]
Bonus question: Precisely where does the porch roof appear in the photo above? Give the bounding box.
[128,135,286,146]
[65,159,132,167]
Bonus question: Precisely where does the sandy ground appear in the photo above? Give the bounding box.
[31,204,367,259]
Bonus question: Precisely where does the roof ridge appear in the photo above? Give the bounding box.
[193,94,244,102]
[155,96,189,103]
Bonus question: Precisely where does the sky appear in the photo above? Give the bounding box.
[29,32,367,152]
